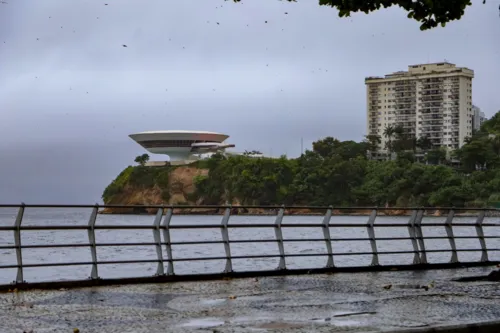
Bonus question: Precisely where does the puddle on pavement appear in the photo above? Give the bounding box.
[33,291,179,310]
[231,316,274,324]
[199,298,227,306]
[334,319,362,327]
[257,322,306,329]
[179,317,225,328]
[397,320,430,328]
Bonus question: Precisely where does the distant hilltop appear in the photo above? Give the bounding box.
[102,117,500,214]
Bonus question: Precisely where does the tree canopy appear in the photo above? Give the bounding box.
[134,154,150,166]
[231,0,485,30]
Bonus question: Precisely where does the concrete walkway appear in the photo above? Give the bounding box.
[1,267,499,333]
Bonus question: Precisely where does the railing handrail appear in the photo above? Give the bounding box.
[0,205,499,289]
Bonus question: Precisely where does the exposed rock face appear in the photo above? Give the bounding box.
[101,166,208,214]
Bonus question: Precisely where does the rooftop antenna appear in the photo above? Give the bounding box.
[301,137,304,155]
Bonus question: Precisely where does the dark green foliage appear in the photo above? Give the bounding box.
[192,112,500,208]
[102,166,134,203]
[134,154,150,166]
[229,0,479,30]
[102,165,171,203]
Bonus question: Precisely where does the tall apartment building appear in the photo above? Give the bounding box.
[472,105,486,131]
[365,62,474,153]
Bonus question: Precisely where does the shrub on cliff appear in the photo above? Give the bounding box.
[102,166,134,203]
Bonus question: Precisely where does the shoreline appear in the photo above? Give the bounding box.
[98,208,489,217]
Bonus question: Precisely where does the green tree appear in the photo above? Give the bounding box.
[455,137,500,172]
[416,136,433,151]
[364,134,381,151]
[313,137,368,160]
[134,154,150,166]
[230,0,483,31]
[425,148,447,165]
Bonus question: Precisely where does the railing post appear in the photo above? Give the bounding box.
[367,209,379,266]
[475,210,488,262]
[153,208,165,276]
[407,210,421,265]
[13,204,25,284]
[274,206,286,270]
[87,204,99,280]
[444,209,458,263]
[415,209,427,264]
[322,207,334,268]
[220,207,233,273]
[161,208,174,275]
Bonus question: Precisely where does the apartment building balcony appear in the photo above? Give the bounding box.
[394,96,416,101]
[397,121,416,127]
[395,100,416,104]
[420,121,444,126]
[395,81,414,85]
[420,113,444,118]
[395,104,416,108]
[421,86,442,91]
[397,109,416,114]
[420,103,443,109]
[420,97,444,102]
[418,117,443,122]
[424,78,443,83]
[420,127,443,133]
[420,106,443,110]
[419,92,443,97]
[394,87,416,92]
[396,117,416,123]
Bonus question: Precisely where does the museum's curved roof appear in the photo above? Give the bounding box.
[129,130,229,143]
[133,130,224,135]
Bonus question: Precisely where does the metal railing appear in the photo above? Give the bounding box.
[0,204,499,289]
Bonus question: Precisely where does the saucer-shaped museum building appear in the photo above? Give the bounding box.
[129,130,235,162]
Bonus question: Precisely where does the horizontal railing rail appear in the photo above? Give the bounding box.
[0,204,499,288]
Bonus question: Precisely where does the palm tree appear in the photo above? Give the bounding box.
[393,125,405,140]
[383,125,395,141]
[383,125,396,158]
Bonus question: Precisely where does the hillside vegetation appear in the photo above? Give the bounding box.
[102,112,500,212]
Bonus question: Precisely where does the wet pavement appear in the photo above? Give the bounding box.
[1,267,499,333]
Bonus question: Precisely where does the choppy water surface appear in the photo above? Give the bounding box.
[0,207,499,284]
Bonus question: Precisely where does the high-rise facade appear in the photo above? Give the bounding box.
[366,62,474,154]
[472,105,486,131]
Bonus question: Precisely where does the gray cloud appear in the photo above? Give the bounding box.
[0,0,498,203]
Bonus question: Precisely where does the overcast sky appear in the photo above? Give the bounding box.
[0,0,499,204]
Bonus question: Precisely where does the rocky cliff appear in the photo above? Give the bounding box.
[101,165,208,214]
